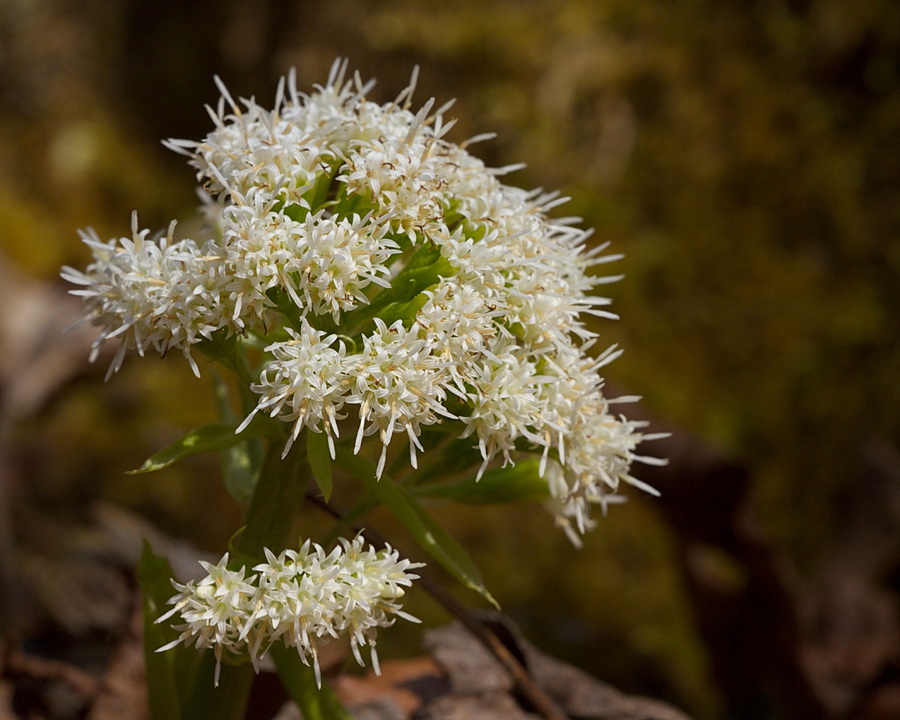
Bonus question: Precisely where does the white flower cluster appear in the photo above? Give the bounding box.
[64,60,664,542]
[61,216,236,379]
[157,537,423,686]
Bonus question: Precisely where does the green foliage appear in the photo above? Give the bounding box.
[137,543,185,720]
[307,430,334,502]
[127,419,273,478]
[336,449,499,609]
[213,372,263,503]
[341,241,455,334]
[236,441,307,560]
[271,646,354,720]
[412,458,548,504]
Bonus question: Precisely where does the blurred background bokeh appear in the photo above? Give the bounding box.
[1,1,898,719]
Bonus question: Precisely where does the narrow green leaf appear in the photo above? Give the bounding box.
[283,202,311,222]
[137,542,183,720]
[377,294,430,328]
[335,451,498,609]
[213,373,262,503]
[340,243,453,333]
[400,432,483,487]
[127,419,273,475]
[411,459,549,505]
[306,430,333,502]
[271,645,354,720]
[221,439,259,503]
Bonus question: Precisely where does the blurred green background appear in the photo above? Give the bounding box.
[2,1,898,719]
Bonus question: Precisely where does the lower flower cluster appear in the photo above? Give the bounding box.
[156,537,423,686]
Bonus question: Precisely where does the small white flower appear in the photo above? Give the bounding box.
[157,539,423,687]
[239,319,349,457]
[416,278,503,386]
[61,214,234,378]
[544,400,666,547]
[156,554,257,686]
[292,211,400,320]
[165,80,328,205]
[339,135,446,241]
[344,319,457,477]
[458,345,552,478]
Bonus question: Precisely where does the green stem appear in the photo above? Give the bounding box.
[271,645,354,720]
[185,437,309,719]
[233,434,355,718]
[237,438,306,560]
[183,658,255,720]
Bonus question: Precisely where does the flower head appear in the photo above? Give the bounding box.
[65,60,664,541]
[155,554,257,685]
[157,538,423,687]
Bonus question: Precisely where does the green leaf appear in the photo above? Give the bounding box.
[271,645,354,720]
[377,293,430,328]
[283,202,311,222]
[335,450,498,609]
[266,286,305,330]
[220,435,259,503]
[340,242,453,334]
[127,419,274,475]
[197,330,254,384]
[411,459,549,505]
[400,432,483,487]
[137,542,184,720]
[306,430,333,502]
[212,372,262,503]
